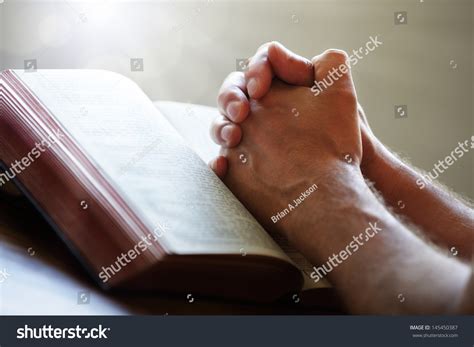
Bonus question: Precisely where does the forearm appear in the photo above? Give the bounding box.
[287,164,472,314]
[363,140,474,260]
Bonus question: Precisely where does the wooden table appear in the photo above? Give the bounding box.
[0,182,339,315]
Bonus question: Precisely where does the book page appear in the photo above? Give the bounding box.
[155,101,330,289]
[155,101,221,164]
[14,70,291,262]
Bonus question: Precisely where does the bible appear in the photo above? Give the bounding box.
[0,69,335,305]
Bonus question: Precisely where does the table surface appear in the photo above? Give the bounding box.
[0,182,339,315]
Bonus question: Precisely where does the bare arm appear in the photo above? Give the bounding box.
[288,164,472,314]
[215,46,473,314]
[212,42,474,261]
[362,138,474,260]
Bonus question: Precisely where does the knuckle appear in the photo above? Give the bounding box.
[331,88,358,113]
[247,41,274,68]
[209,119,219,137]
[228,71,244,81]
[211,117,227,132]
[257,41,274,52]
[217,91,230,107]
[322,49,349,63]
[217,86,241,106]
[268,41,283,50]
[219,71,243,92]
[246,56,269,75]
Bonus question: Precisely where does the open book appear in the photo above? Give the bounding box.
[0,69,335,305]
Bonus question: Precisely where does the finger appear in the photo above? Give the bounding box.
[209,156,228,179]
[210,117,243,148]
[245,41,314,99]
[311,49,355,92]
[244,42,273,99]
[217,72,250,123]
[267,42,314,87]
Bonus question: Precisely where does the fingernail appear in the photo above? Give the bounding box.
[247,78,259,97]
[221,125,233,144]
[210,159,217,171]
[226,101,241,121]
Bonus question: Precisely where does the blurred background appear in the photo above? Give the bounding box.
[0,0,472,198]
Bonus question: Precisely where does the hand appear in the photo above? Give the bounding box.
[210,42,383,180]
[209,42,314,177]
[220,50,362,237]
[209,44,474,316]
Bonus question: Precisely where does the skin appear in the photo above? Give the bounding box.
[210,42,474,314]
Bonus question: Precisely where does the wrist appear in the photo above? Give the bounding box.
[360,136,405,197]
[284,163,375,248]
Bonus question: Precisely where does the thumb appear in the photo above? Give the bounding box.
[267,42,314,87]
[245,41,314,99]
[311,49,356,94]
